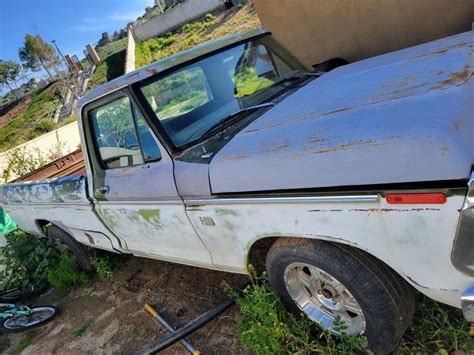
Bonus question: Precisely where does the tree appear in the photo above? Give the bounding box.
[18,34,59,81]
[0,60,21,100]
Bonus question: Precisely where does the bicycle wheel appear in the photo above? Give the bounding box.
[1,306,59,333]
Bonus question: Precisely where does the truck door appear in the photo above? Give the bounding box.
[83,90,213,268]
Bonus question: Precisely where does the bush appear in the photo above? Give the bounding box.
[0,230,60,291]
[204,13,215,22]
[227,269,368,354]
[33,119,55,134]
[91,254,123,279]
[47,253,91,294]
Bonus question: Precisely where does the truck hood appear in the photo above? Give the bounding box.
[210,31,473,194]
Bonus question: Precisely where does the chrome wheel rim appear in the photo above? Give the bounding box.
[3,307,56,330]
[283,262,366,334]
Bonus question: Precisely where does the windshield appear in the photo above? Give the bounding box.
[139,35,306,149]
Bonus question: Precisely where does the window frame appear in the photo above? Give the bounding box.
[131,32,273,153]
[131,33,305,152]
[83,88,162,172]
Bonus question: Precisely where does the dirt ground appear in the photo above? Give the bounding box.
[1,256,252,354]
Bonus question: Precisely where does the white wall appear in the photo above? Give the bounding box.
[133,0,224,41]
[0,122,81,183]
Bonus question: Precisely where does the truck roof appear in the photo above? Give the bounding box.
[78,28,269,108]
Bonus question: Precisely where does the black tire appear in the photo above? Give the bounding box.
[0,284,47,303]
[266,238,415,354]
[48,226,94,272]
[0,306,59,333]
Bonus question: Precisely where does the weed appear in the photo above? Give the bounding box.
[87,50,125,90]
[72,325,88,338]
[0,230,60,292]
[1,131,66,182]
[395,294,472,353]
[47,253,91,295]
[51,343,60,354]
[16,331,35,352]
[227,270,368,354]
[91,254,123,279]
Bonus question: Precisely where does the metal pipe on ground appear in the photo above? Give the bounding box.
[145,297,236,354]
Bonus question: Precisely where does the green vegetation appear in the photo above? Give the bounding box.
[2,131,65,182]
[0,60,21,101]
[396,294,472,354]
[16,331,36,352]
[91,254,123,279]
[0,82,60,152]
[135,13,217,68]
[96,38,127,61]
[135,33,177,68]
[0,230,60,292]
[72,325,88,338]
[19,34,59,81]
[230,270,472,354]
[87,50,125,90]
[141,66,209,120]
[47,253,91,295]
[228,271,368,354]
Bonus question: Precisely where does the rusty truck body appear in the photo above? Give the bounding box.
[0,29,472,352]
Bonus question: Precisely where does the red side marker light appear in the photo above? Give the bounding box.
[386,193,447,204]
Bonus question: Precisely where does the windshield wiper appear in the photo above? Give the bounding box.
[273,72,321,89]
[200,102,275,140]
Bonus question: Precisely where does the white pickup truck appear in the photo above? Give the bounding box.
[1,29,472,353]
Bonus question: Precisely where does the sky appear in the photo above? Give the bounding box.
[0,0,154,93]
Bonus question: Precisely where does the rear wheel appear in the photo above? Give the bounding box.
[266,238,415,354]
[1,306,59,333]
[48,226,94,272]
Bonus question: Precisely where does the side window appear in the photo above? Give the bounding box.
[90,96,160,169]
[141,67,213,121]
[133,105,161,161]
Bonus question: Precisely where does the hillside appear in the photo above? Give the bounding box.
[0,82,67,152]
[135,2,261,68]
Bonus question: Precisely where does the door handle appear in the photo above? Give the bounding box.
[96,185,110,194]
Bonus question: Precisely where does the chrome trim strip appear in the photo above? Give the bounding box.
[5,202,91,207]
[185,195,379,205]
[95,200,183,206]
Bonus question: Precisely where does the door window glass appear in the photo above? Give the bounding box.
[90,96,160,169]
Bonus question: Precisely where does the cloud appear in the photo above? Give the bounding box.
[73,8,145,32]
[107,10,143,22]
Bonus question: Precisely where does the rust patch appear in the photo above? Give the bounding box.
[322,107,351,116]
[311,139,381,155]
[222,153,252,161]
[146,68,158,75]
[308,209,343,212]
[430,64,472,91]
[349,208,440,212]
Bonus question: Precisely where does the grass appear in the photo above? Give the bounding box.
[15,331,36,352]
[135,2,261,68]
[0,82,61,152]
[72,325,88,338]
[91,254,125,279]
[96,38,127,61]
[395,294,472,353]
[87,49,126,91]
[228,271,369,354]
[230,271,472,354]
